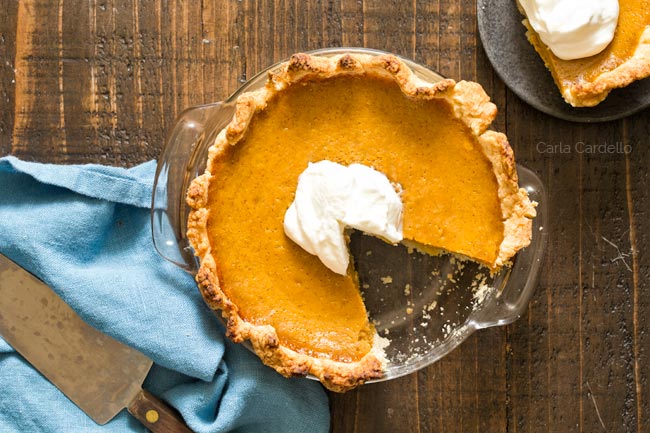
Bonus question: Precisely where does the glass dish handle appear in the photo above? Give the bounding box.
[471,165,548,329]
[151,102,228,273]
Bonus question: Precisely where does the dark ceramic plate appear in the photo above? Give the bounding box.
[477,0,650,123]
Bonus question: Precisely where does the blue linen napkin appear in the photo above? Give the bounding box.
[0,156,330,433]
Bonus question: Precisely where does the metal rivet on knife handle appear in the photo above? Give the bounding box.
[146,409,160,423]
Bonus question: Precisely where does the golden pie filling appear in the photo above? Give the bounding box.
[206,76,503,363]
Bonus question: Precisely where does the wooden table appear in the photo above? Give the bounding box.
[1,1,648,432]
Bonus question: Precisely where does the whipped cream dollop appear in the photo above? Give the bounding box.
[519,0,619,60]
[283,160,403,275]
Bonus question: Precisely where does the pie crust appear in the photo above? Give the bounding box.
[519,3,650,107]
[186,52,536,392]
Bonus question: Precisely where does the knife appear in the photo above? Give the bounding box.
[0,253,193,433]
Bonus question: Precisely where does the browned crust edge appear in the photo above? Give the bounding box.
[521,17,650,107]
[186,52,536,392]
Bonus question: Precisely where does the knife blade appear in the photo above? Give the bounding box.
[0,253,193,432]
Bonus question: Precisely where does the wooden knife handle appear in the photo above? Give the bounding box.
[128,389,194,433]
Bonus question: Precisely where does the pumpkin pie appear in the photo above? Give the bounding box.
[186,52,536,392]
[518,1,650,107]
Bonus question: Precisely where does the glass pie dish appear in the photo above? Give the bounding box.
[151,47,548,384]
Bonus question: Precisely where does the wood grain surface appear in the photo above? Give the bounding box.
[1,1,648,432]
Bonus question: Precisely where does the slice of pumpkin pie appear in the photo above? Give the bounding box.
[518,0,650,107]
